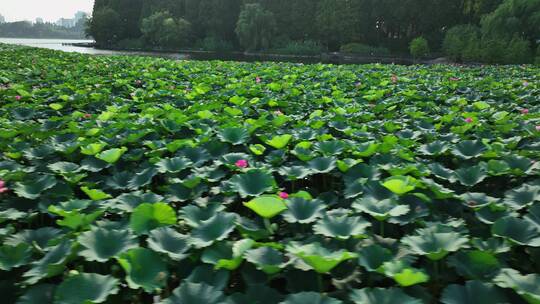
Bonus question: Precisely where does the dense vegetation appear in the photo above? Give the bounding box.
[1,44,540,303]
[87,0,540,63]
[0,21,87,40]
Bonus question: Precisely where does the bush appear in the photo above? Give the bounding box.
[195,36,234,52]
[409,37,430,58]
[442,25,481,61]
[340,43,390,56]
[88,7,122,46]
[272,40,325,56]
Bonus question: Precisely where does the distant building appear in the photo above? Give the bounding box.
[35,18,44,24]
[0,14,5,24]
[55,11,88,28]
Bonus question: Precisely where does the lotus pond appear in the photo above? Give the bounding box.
[0,44,539,303]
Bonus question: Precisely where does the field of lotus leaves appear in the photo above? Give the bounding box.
[0,43,539,303]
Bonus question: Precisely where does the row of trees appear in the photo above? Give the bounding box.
[87,0,540,63]
[0,20,87,39]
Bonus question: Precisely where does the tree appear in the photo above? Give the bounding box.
[88,7,123,45]
[409,37,430,58]
[141,11,192,48]
[442,25,481,61]
[235,3,277,51]
[481,0,540,45]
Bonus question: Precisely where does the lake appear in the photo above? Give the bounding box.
[0,38,190,59]
[0,37,416,64]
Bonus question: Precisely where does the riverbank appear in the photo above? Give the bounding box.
[65,41,446,65]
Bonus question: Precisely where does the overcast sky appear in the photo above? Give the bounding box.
[0,0,94,22]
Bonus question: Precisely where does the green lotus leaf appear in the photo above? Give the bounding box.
[0,243,31,271]
[526,203,540,230]
[315,140,346,156]
[5,227,62,250]
[185,265,230,290]
[313,214,371,239]
[48,162,80,174]
[78,228,138,262]
[23,241,72,285]
[282,197,325,224]
[147,227,190,261]
[202,239,254,270]
[81,186,111,200]
[128,167,158,189]
[106,171,131,189]
[190,213,237,248]
[16,284,55,304]
[382,175,418,195]
[112,191,163,212]
[287,242,358,273]
[357,244,394,272]
[344,163,379,183]
[229,169,276,197]
[503,184,540,210]
[292,141,314,161]
[80,142,107,155]
[96,147,127,163]
[129,202,177,235]
[349,287,422,304]
[354,141,379,157]
[428,163,456,182]
[181,203,225,227]
[441,281,509,304]
[278,165,312,180]
[492,217,540,246]
[460,192,499,209]
[47,206,103,231]
[161,282,225,304]
[452,140,487,159]
[228,284,284,304]
[0,208,26,224]
[487,159,511,175]
[54,273,119,304]
[455,164,488,187]
[244,195,288,219]
[280,292,343,304]
[381,260,430,286]
[156,156,193,173]
[14,175,57,199]
[418,141,449,156]
[117,248,168,292]
[494,268,540,304]
[401,228,469,260]
[249,144,266,155]
[307,157,337,174]
[245,246,287,274]
[353,196,410,221]
[218,127,250,145]
[264,134,293,149]
[447,250,500,280]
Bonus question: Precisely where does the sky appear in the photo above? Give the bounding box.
[0,0,94,22]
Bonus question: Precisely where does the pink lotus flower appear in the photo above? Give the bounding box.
[0,180,7,194]
[256,77,261,83]
[84,113,92,119]
[450,77,460,81]
[523,81,529,87]
[391,75,398,84]
[521,108,529,114]
[235,159,248,168]
[279,192,289,199]
[465,117,474,123]
[536,125,540,131]
[274,110,283,115]
[15,95,21,101]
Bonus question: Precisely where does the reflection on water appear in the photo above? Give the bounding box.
[0,38,188,59]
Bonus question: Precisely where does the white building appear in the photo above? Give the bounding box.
[0,14,5,24]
